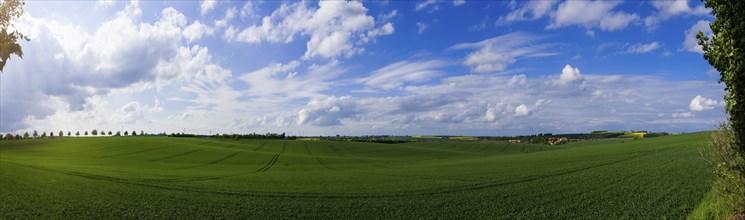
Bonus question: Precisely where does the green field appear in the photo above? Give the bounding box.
[0,132,713,218]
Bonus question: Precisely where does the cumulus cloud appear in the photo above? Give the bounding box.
[627,41,661,53]
[288,68,723,134]
[229,1,393,59]
[214,7,236,29]
[644,0,709,30]
[689,95,721,111]
[95,0,115,9]
[200,0,218,15]
[450,32,557,73]
[453,0,465,6]
[183,21,215,42]
[514,104,530,117]
[240,1,258,19]
[297,96,361,126]
[0,2,236,132]
[557,64,582,85]
[684,20,711,53]
[548,1,639,31]
[508,74,527,87]
[357,60,445,90]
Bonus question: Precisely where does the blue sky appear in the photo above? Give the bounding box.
[0,0,726,136]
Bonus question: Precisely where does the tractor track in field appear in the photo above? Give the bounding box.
[103,145,176,158]
[65,144,136,155]
[3,148,665,199]
[175,151,242,170]
[458,142,478,152]
[474,142,494,152]
[149,148,206,162]
[304,142,333,170]
[256,142,286,172]
[497,144,510,153]
[252,142,266,151]
[323,142,387,168]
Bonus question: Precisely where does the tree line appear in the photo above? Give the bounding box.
[1,129,147,140]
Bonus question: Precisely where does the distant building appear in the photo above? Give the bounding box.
[509,139,522,143]
[547,137,568,145]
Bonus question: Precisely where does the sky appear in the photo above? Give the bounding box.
[0,0,727,136]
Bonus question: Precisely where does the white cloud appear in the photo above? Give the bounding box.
[627,41,661,53]
[689,95,721,111]
[214,7,236,29]
[297,96,361,126]
[200,0,218,15]
[558,64,582,84]
[415,0,439,11]
[496,0,557,25]
[684,20,711,53]
[237,60,345,110]
[672,112,693,118]
[1,3,237,132]
[548,1,639,31]
[644,0,710,30]
[240,1,258,19]
[416,21,428,34]
[357,60,446,90]
[231,1,392,59]
[286,67,724,134]
[508,74,527,87]
[453,0,465,6]
[381,10,398,21]
[183,21,215,42]
[95,0,115,9]
[514,104,530,117]
[450,32,557,73]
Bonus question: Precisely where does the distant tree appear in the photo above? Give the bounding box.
[4,133,11,140]
[50,131,54,137]
[100,131,105,136]
[75,131,79,137]
[91,129,98,136]
[124,131,129,136]
[108,131,112,135]
[32,130,37,138]
[67,131,71,136]
[41,132,46,138]
[14,134,21,140]
[132,130,138,136]
[58,130,63,137]
[141,130,144,136]
[84,131,88,136]
[23,132,28,139]
[115,131,120,136]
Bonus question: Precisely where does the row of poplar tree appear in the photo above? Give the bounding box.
[1,129,146,140]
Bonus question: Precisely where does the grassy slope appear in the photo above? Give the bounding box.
[0,132,713,218]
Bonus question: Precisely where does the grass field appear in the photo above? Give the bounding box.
[0,132,713,218]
